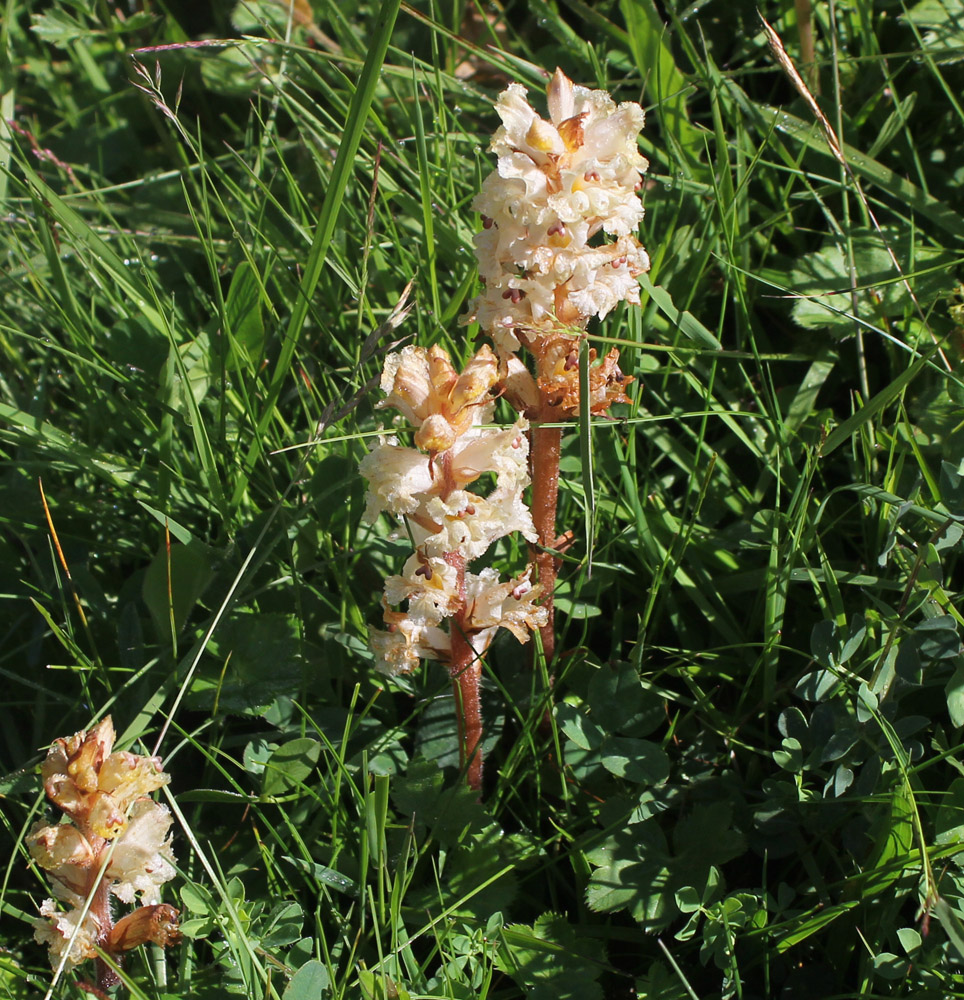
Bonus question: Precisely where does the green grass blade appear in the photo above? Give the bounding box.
[234,0,403,507]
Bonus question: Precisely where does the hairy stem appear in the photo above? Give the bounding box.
[91,862,118,992]
[450,632,483,793]
[530,418,561,665]
[444,550,483,792]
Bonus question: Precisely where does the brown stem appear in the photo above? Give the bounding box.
[444,550,484,792]
[89,858,119,992]
[530,416,561,665]
[450,626,484,793]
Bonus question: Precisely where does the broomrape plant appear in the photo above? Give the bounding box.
[359,344,547,791]
[28,717,180,992]
[468,67,649,660]
[361,68,648,791]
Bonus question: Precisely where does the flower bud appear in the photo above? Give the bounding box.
[415,413,457,455]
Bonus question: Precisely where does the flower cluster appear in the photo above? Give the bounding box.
[360,343,547,677]
[28,717,180,976]
[358,70,646,788]
[469,68,648,415]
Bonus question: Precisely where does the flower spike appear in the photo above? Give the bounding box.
[467,68,648,663]
[360,69,645,790]
[361,344,546,789]
[29,717,180,990]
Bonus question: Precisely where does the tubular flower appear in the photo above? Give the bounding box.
[468,68,647,416]
[377,343,500,446]
[28,717,180,979]
[370,615,452,676]
[361,344,546,677]
[462,567,546,650]
[34,897,100,970]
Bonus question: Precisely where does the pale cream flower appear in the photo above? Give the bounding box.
[469,68,649,352]
[107,800,176,905]
[415,483,537,561]
[34,898,100,969]
[450,418,530,492]
[359,438,434,521]
[378,344,499,447]
[464,568,548,647]
[501,353,541,414]
[563,236,647,318]
[360,417,531,528]
[370,618,451,676]
[28,822,94,894]
[98,751,169,804]
[384,554,461,624]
